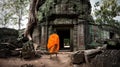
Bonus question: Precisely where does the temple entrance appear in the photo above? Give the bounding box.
[55,27,73,51]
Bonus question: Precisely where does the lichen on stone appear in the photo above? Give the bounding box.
[37,0,92,22]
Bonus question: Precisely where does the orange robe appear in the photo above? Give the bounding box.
[47,33,60,53]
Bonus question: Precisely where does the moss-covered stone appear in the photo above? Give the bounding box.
[37,0,92,22]
[0,28,18,43]
[21,40,35,59]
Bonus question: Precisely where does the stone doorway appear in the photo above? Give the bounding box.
[54,26,73,51]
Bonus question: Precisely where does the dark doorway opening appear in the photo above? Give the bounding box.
[110,32,115,39]
[56,29,71,50]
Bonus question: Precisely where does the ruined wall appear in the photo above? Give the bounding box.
[35,0,92,50]
[0,28,18,43]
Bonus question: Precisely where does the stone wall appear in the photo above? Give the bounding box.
[0,28,18,43]
[36,0,92,51]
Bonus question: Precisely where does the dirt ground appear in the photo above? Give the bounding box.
[0,52,73,67]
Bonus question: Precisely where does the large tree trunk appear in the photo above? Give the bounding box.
[24,0,46,51]
[24,0,45,40]
[24,0,38,39]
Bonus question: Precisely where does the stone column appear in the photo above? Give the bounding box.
[77,24,85,50]
[73,24,78,51]
[84,22,91,49]
[41,25,47,50]
[32,25,40,51]
[41,26,44,49]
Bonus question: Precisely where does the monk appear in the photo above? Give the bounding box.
[47,33,60,58]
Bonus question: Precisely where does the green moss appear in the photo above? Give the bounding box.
[37,0,55,22]
[37,0,92,22]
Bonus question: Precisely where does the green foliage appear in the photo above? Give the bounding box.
[0,0,30,29]
[93,0,120,36]
[37,0,55,22]
[21,40,35,59]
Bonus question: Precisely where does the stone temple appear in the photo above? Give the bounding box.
[32,0,93,51]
